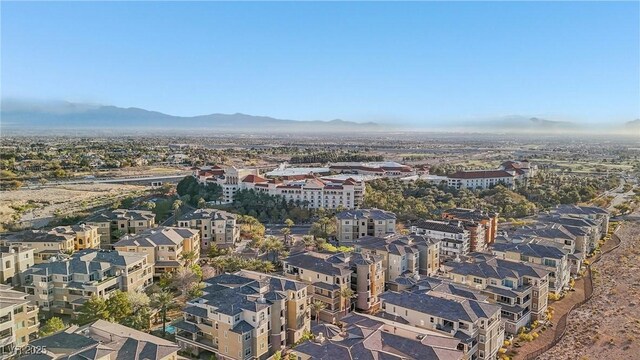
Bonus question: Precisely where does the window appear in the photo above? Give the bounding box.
[474,278,483,284]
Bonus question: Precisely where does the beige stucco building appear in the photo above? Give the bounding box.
[335,208,397,245]
[113,227,200,276]
[0,285,39,357]
[21,249,153,317]
[177,209,240,250]
[0,246,34,286]
[86,209,156,245]
[174,271,310,360]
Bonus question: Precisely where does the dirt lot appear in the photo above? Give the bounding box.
[539,221,640,360]
[0,183,147,229]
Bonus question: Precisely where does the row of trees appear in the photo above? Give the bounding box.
[289,151,383,164]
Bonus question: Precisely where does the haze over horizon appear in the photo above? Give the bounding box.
[2,2,639,126]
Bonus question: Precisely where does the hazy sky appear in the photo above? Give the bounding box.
[2,1,639,124]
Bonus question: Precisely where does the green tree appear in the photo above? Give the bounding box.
[78,296,110,325]
[39,317,66,337]
[180,250,198,266]
[310,300,326,324]
[106,290,133,323]
[152,291,175,338]
[339,287,354,315]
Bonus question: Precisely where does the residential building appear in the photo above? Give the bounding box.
[491,242,570,295]
[512,224,580,259]
[113,227,200,276]
[177,208,240,250]
[2,225,100,263]
[411,220,470,258]
[86,209,156,245]
[447,170,516,190]
[335,208,396,244]
[355,235,441,280]
[0,246,34,286]
[551,205,610,236]
[442,254,550,334]
[293,313,466,360]
[0,285,39,356]
[21,249,153,317]
[379,287,504,360]
[442,208,499,246]
[173,272,311,359]
[283,251,385,320]
[540,215,602,253]
[21,319,179,360]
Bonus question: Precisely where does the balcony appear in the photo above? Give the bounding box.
[176,331,218,352]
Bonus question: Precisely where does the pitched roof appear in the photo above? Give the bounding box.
[336,208,397,220]
[113,226,198,247]
[449,170,515,179]
[412,220,466,234]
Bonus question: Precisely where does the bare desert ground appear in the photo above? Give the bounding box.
[0,183,147,229]
[539,221,640,360]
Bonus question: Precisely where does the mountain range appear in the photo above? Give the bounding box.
[1,100,637,135]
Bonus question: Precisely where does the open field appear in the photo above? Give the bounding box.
[0,183,148,230]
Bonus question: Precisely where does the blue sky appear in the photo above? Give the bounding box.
[2,1,639,125]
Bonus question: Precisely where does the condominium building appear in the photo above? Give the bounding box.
[447,170,516,190]
[512,224,579,259]
[293,313,465,360]
[491,242,570,295]
[86,209,156,245]
[379,287,504,360]
[113,227,200,276]
[411,220,470,258]
[551,205,610,235]
[283,251,385,320]
[23,319,179,360]
[2,225,100,263]
[174,271,311,359]
[442,208,499,246]
[177,208,240,250]
[0,285,39,357]
[335,208,396,245]
[21,249,153,317]
[442,254,550,334]
[356,234,441,281]
[0,246,34,286]
[539,215,602,253]
[198,166,365,209]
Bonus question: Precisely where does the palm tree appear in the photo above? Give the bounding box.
[301,235,315,249]
[172,199,183,223]
[180,250,197,266]
[339,287,354,316]
[260,261,275,273]
[151,291,174,338]
[280,227,291,246]
[311,300,326,324]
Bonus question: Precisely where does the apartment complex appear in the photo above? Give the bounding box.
[113,227,200,276]
[174,271,310,359]
[283,251,385,320]
[177,208,240,250]
[335,208,396,244]
[442,254,550,334]
[443,208,499,246]
[197,166,365,209]
[2,225,100,263]
[411,220,471,258]
[86,209,156,245]
[499,160,538,178]
[22,249,153,317]
[293,313,465,360]
[491,242,570,295]
[0,285,39,357]
[22,319,179,360]
[354,234,441,283]
[379,286,504,360]
[551,204,610,236]
[0,246,34,286]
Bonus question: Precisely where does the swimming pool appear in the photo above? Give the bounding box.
[165,325,177,334]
